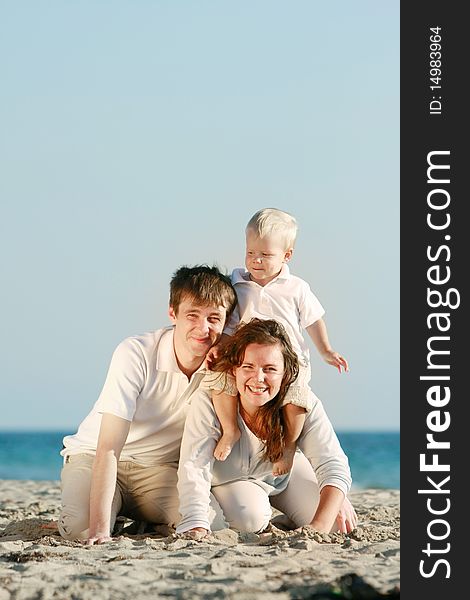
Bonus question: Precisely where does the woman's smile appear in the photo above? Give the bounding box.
[235,343,285,413]
[246,384,269,393]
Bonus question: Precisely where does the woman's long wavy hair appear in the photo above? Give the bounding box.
[213,318,299,463]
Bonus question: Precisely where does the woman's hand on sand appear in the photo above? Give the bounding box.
[180,527,209,541]
[334,496,357,533]
[86,534,112,545]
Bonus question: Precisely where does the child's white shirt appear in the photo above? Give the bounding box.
[224,265,325,367]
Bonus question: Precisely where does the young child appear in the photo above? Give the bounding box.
[210,208,349,476]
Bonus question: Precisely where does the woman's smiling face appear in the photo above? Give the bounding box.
[234,342,285,413]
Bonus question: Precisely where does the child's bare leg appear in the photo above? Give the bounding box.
[272,404,307,476]
[212,391,240,460]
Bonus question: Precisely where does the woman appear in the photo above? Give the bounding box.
[176,318,355,538]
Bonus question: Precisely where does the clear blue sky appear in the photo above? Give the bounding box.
[0,1,399,431]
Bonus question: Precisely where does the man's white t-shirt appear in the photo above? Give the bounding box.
[61,327,206,465]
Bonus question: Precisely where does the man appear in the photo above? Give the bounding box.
[59,265,237,544]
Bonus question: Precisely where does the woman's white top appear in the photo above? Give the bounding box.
[176,379,351,533]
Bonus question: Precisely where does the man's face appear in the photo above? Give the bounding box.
[169,297,227,359]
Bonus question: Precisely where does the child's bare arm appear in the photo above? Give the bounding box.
[306,319,349,373]
[205,333,231,370]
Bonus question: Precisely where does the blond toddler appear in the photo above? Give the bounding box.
[209,208,349,476]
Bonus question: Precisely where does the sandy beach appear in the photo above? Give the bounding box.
[0,481,399,599]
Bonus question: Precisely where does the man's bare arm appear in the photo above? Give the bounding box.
[87,413,131,545]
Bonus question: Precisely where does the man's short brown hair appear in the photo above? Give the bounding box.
[169,265,237,318]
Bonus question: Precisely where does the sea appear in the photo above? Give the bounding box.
[0,431,399,489]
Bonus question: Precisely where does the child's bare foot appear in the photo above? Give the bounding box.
[272,447,296,476]
[214,429,241,461]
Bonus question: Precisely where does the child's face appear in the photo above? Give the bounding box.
[245,230,292,286]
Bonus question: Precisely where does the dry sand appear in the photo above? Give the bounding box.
[0,480,399,599]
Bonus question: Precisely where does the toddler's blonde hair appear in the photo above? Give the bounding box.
[246,208,298,250]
